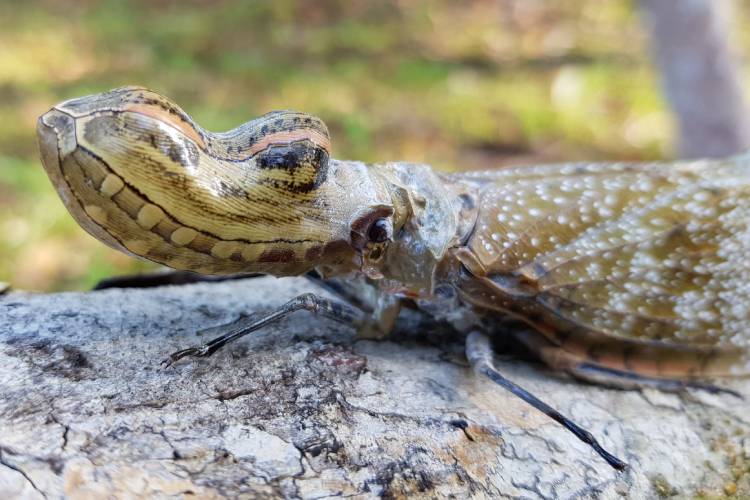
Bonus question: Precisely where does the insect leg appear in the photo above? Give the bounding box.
[465,330,628,471]
[162,293,366,367]
[304,271,372,312]
[512,328,740,397]
[305,272,403,339]
[569,363,741,398]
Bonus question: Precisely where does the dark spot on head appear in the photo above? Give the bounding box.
[256,140,329,193]
[256,141,322,171]
[164,137,199,168]
[245,134,259,149]
[83,115,123,144]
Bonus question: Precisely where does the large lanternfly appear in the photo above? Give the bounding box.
[37,87,750,470]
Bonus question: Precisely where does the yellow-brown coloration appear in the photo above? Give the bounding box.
[136,204,165,230]
[170,227,197,247]
[100,174,124,197]
[37,86,750,383]
[37,86,392,277]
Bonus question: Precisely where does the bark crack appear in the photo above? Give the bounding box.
[0,448,47,499]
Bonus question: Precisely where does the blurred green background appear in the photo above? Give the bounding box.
[1,0,749,291]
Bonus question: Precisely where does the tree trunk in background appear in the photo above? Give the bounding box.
[640,0,750,158]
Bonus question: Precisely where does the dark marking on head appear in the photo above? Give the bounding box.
[214,179,247,197]
[83,115,123,144]
[256,140,329,193]
[245,134,260,149]
[256,140,322,172]
[163,136,199,168]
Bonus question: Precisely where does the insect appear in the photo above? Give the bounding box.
[37,86,750,471]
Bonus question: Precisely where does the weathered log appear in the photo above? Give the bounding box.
[1,277,748,498]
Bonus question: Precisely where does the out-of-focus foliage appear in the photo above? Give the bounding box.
[1,0,748,290]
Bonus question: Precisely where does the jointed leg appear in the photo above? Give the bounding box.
[465,331,628,471]
[163,293,366,367]
[511,328,740,397]
[305,272,402,339]
[568,362,741,398]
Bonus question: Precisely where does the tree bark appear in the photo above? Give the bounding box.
[640,0,750,158]
[1,277,748,498]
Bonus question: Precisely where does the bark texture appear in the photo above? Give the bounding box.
[640,0,750,159]
[1,277,749,499]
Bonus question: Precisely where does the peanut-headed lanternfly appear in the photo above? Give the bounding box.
[37,87,750,470]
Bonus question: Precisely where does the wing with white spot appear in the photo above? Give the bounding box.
[456,158,750,355]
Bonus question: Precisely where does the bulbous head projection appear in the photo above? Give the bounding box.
[37,86,394,276]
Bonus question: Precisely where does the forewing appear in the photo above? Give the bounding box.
[456,159,750,356]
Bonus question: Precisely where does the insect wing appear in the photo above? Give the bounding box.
[454,159,750,377]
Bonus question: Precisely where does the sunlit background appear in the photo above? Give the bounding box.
[2,0,749,290]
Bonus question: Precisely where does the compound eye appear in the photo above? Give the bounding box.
[349,205,394,250]
[367,218,390,243]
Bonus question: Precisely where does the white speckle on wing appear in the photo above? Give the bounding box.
[458,159,750,356]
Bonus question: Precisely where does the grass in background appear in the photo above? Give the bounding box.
[0,0,720,290]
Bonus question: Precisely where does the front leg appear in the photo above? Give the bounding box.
[357,293,402,340]
[163,293,368,367]
[306,273,402,340]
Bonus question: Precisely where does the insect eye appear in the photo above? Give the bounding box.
[367,218,390,243]
[349,205,394,250]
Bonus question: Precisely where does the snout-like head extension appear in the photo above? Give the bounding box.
[37,86,393,276]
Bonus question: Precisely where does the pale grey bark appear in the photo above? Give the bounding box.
[1,277,748,498]
[640,0,750,158]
